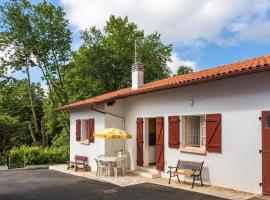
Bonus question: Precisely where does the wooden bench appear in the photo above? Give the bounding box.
[167,160,204,188]
[67,155,88,171]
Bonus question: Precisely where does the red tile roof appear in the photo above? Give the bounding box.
[56,54,270,112]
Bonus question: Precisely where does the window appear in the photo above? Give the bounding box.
[81,120,89,142]
[183,115,206,147]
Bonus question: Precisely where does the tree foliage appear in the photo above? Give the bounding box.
[176,65,194,75]
[0,78,44,153]
[0,79,44,123]
[65,16,172,102]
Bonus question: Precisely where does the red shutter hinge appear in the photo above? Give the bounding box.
[259,116,262,120]
[260,182,262,187]
[259,149,262,154]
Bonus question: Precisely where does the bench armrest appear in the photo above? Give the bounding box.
[168,166,177,169]
[167,166,177,173]
[192,169,201,176]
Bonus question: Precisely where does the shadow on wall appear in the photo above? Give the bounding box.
[202,167,210,184]
[183,167,210,185]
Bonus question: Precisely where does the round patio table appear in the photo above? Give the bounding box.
[97,156,118,177]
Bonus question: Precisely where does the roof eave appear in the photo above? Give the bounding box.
[55,64,270,112]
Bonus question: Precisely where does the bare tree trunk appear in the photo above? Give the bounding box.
[3,123,7,155]
[38,65,59,106]
[28,121,37,144]
[52,51,64,88]
[41,120,45,147]
[38,64,69,140]
[44,65,66,105]
[26,65,39,134]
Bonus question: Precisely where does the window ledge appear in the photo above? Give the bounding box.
[180,147,206,155]
[80,140,90,145]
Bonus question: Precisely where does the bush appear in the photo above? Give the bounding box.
[8,145,69,168]
[52,130,69,148]
[8,147,24,168]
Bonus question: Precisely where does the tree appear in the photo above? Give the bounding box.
[31,1,72,107]
[0,78,44,149]
[0,0,72,146]
[0,0,40,136]
[30,1,72,138]
[65,16,172,102]
[176,65,194,75]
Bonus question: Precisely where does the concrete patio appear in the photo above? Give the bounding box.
[49,164,265,200]
[50,164,149,187]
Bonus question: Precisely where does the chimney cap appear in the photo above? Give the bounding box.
[132,61,144,72]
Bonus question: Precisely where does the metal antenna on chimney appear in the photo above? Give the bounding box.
[134,39,137,63]
[132,38,144,72]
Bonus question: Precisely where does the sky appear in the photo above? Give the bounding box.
[3,0,270,83]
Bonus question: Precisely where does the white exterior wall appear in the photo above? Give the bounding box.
[123,72,270,194]
[69,100,126,169]
[70,106,105,171]
[104,100,125,154]
[69,71,270,194]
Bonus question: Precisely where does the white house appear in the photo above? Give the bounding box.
[57,54,270,195]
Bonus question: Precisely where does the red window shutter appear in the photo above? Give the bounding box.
[206,114,222,153]
[136,118,144,166]
[156,117,164,171]
[168,116,180,148]
[76,120,81,141]
[88,119,95,143]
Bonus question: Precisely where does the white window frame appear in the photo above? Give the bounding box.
[181,115,206,148]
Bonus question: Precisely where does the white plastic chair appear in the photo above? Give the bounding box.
[94,158,108,177]
[112,158,125,177]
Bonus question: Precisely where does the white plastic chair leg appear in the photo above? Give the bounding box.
[96,168,100,177]
[114,168,118,177]
[122,166,125,175]
[102,167,106,176]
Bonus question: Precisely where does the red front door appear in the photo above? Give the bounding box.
[262,111,270,195]
[136,118,144,166]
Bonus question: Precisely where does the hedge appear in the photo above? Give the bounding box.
[8,145,69,168]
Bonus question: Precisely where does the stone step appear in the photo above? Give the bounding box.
[136,166,160,174]
[133,167,161,179]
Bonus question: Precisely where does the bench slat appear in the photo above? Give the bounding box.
[74,155,87,161]
[177,160,203,171]
[177,169,193,176]
[178,159,203,164]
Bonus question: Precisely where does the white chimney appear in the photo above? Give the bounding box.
[132,40,144,90]
[132,61,144,90]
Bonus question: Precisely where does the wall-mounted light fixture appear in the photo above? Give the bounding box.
[189,98,195,107]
